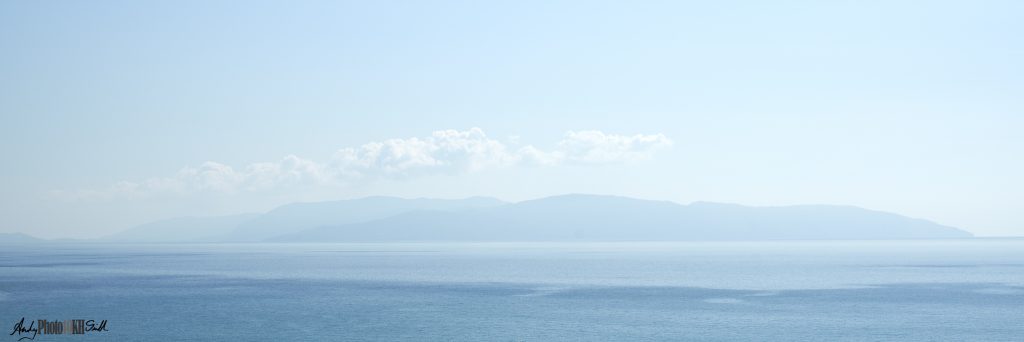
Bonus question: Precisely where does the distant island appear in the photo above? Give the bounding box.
[0,232,46,244]
[7,194,973,243]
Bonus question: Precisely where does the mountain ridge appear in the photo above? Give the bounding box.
[92,194,973,243]
[0,232,46,244]
[275,194,971,242]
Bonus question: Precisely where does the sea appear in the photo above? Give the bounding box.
[1,239,1023,341]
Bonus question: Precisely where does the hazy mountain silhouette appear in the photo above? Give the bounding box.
[104,194,971,243]
[218,196,506,242]
[102,213,260,243]
[275,194,972,242]
[0,232,46,244]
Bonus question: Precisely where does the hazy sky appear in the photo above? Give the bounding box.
[2,1,1022,238]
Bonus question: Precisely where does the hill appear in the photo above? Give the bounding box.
[275,194,972,242]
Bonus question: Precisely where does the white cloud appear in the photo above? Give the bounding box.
[52,128,672,200]
[558,130,673,163]
[330,128,518,177]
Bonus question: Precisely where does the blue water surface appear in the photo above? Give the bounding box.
[1,240,1023,341]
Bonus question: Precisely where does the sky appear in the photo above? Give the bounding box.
[1,0,1022,238]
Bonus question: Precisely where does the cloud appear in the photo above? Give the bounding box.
[52,128,672,200]
[558,130,673,163]
[330,128,518,176]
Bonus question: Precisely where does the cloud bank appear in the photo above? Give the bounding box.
[54,128,672,200]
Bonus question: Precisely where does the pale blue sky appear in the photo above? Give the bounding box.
[2,1,1022,238]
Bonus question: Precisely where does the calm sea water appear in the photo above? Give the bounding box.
[2,240,1023,341]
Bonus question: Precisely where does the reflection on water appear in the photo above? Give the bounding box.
[1,240,1023,341]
